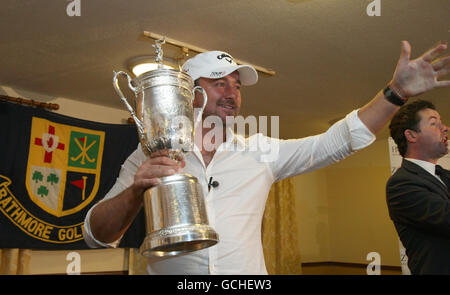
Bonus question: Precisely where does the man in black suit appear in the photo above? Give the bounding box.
[387,100,449,274]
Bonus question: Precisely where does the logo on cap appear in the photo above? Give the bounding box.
[210,71,226,78]
[217,53,233,64]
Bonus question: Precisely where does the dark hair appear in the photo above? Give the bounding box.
[389,100,436,157]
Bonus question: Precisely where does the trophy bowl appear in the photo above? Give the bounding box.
[113,66,219,257]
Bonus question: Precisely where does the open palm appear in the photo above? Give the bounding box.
[391,41,450,98]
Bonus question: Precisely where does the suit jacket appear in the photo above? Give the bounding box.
[386,159,450,274]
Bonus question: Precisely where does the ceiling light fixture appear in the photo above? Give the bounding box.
[131,63,170,76]
[127,55,178,77]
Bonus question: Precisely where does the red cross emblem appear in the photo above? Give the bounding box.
[34,125,65,163]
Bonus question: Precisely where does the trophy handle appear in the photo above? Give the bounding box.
[112,71,145,136]
[192,86,208,129]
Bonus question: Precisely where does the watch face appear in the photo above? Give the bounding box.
[384,87,393,96]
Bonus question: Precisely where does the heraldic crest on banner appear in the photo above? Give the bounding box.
[26,117,105,217]
[1,101,143,248]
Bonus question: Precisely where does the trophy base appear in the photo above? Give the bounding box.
[139,224,219,257]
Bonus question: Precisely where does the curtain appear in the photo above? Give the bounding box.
[128,178,302,275]
[0,249,31,274]
[128,248,147,275]
[262,178,302,274]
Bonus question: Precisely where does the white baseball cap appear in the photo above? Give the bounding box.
[182,51,258,86]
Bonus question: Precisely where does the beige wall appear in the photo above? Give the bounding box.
[30,249,128,274]
[294,168,331,262]
[1,85,129,124]
[293,138,401,266]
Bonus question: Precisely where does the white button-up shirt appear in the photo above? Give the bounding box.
[83,109,375,274]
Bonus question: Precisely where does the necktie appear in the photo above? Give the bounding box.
[435,165,450,189]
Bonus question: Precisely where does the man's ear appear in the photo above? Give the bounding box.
[404,129,418,143]
[193,92,206,109]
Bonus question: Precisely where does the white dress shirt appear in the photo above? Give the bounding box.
[83,109,375,274]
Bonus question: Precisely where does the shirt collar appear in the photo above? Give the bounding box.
[405,158,437,177]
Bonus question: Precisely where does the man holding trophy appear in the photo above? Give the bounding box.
[83,40,450,274]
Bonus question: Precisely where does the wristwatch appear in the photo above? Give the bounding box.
[383,86,406,106]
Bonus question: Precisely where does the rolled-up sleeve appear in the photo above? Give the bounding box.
[83,204,122,248]
[347,109,376,151]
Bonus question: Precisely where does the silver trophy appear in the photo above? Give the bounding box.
[112,38,219,257]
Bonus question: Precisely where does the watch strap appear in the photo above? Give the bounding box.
[383,86,406,106]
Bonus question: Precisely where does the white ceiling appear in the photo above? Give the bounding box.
[1,0,449,139]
